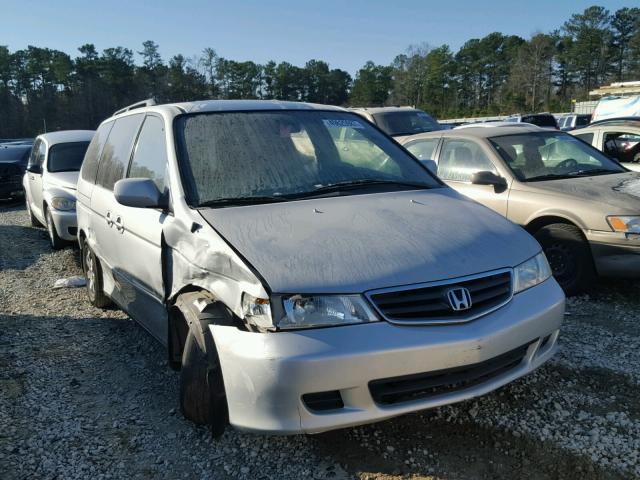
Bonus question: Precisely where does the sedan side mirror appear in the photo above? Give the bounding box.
[471,170,507,187]
[114,178,167,209]
[26,164,42,174]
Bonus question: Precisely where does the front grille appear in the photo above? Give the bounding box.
[367,270,512,325]
[369,342,531,405]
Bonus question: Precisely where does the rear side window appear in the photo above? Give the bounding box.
[576,116,590,127]
[128,115,168,193]
[523,115,557,128]
[81,122,114,183]
[95,114,144,191]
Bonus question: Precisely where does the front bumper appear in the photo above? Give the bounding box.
[586,230,640,278]
[211,278,565,434]
[50,209,78,242]
[0,179,23,199]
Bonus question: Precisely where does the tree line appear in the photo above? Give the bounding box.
[1,5,638,137]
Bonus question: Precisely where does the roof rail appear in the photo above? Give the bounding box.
[113,98,156,116]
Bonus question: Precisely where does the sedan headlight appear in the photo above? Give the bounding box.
[607,216,640,234]
[50,197,76,211]
[279,295,379,330]
[513,252,552,294]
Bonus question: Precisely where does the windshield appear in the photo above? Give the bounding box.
[489,131,625,181]
[175,111,441,207]
[47,142,90,172]
[372,110,442,136]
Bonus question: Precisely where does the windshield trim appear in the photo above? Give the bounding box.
[173,109,444,208]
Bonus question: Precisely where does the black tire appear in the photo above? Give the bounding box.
[45,208,66,250]
[534,223,595,296]
[82,238,111,308]
[25,194,40,227]
[175,292,229,437]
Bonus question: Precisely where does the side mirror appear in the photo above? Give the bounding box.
[26,164,42,174]
[114,178,167,209]
[471,170,507,187]
[422,159,437,174]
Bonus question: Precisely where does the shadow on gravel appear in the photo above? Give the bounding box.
[0,224,52,270]
[312,413,628,480]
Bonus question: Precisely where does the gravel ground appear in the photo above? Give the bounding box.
[1,200,639,480]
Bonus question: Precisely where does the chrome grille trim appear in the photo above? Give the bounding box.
[365,268,514,326]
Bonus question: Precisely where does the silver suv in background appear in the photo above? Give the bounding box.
[77,100,563,435]
[23,131,94,248]
[350,106,443,141]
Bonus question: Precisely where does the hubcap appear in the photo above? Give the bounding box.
[47,214,54,244]
[545,242,575,283]
[85,249,96,296]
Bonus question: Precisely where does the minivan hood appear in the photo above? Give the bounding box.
[523,172,640,210]
[198,189,540,294]
[45,171,79,191]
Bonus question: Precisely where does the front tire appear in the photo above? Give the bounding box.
[25,194,40,227]
[46,209,66,250]
[175,293,229,437]
[534,223,595,296]
[82,238,111,308]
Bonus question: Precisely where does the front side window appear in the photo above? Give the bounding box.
[490,132,624,181]
[47,142,90,172]
[95,114,144,191]
[576,116,590,127]
[405,138,440,162]
[128,115,168,192]
[372,111,442,136]
[573,132,594,144]
[603,131,640,164]
[437,139,496,182]
[175,111,440,207]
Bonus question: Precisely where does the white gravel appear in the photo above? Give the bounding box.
[1,202,639,480]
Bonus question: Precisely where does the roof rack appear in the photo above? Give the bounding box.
[113,98,156,116]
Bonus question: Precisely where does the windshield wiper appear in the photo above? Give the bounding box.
[568,168,618,177]
[198,196,286,208]
[524,173,574,182]
[287,179,433,199]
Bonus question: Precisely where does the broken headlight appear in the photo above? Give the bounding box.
[241,293,273,330]
[278,295,379,330]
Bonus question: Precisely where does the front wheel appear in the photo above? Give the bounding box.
[25,194,40,227]
[82,239,111,308]
[534,223,595,296]
[46,209,66,250]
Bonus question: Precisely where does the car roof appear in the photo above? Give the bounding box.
[37,130,95,146]
[400,125,546,142]
[588,117,640,128]
[349,106,419,114]
[454,122,539,129]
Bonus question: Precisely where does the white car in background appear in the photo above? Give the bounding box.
[23,130,94,248]
[571,118,640,172]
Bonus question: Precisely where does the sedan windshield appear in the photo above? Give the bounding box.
[489,132,625,181]
[48,142,90,172]
[372,110,442,136]
[175,111,441,207]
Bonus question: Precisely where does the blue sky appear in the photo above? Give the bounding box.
[1,0,633,74]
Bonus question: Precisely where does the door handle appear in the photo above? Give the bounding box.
[106,211,114,227]
[114,216,124,234]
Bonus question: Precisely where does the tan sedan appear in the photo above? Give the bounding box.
[399,125,640,295]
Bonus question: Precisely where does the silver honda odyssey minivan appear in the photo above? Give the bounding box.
[76,99,564,435]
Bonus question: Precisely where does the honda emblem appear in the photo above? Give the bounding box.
[446,287,472,311]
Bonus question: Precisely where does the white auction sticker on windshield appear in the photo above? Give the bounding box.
[323,119,365,129]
